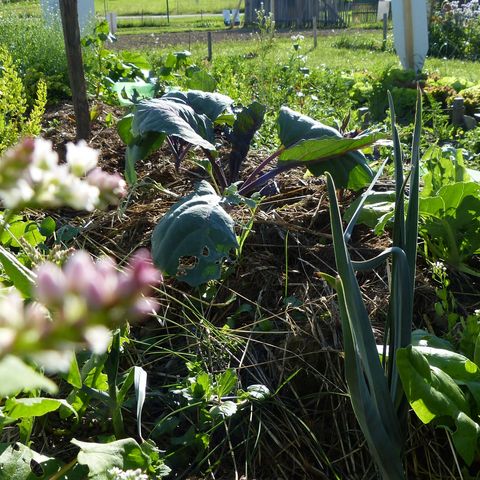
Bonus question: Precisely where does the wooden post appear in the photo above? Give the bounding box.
[59,0,90,140]
[382,13,388,51]
[207,31,212,61]
[452,97,465,127]
[166,0,170,24]
[313,16,318,48]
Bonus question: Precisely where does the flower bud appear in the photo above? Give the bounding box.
[35,262,67,304]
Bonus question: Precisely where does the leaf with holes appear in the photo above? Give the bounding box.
[151,181,238,287]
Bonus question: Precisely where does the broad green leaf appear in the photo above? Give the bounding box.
[397,346,470,423]
[72,438,151,479]
[452,411,480,466]
[119,51,151,70]
[210,400,237,419]
[4,397,75,420]
[216,369,237,398]
[413,345,480,406]
[421,145,470,198]
[277,106,341,147]
[39,216,56,237]
[162,90,233,122]
[229,101,266,180]
[186,69,217,92]
[245,384,270,400]
[151,181,238,287]
[0,442,62,480]
[419,181,480,268]
[132,99,215,150]
[0,356,57,397]
[112,82,157,106]
[308,150,373,191]
[279,132,385,164]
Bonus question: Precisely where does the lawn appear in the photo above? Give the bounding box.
[97,0,241,15]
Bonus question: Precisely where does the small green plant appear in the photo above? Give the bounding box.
[82,21,155,104]
[254,2,275,48]
[0,47,46,154]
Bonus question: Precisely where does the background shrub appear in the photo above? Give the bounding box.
[0,12,69,104]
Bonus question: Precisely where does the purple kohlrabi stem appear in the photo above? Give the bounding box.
[239,147,285,195]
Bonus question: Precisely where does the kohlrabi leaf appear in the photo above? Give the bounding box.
[229,101,266,181]
[132,99,215,150]
[277,106,342,147]
[125,132,166,184]
[276,107,374,190]
[151,181,238,287]
[72,438,151,480]
[279,132,385,163]
[308,150,373,191]
[162,90,234,122]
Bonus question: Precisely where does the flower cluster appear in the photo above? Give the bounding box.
[0,249,162,359]
[107,468,148,480]
[0,138,126,210]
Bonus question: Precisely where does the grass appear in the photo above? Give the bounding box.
[143,32,480,82]
[117,15,227,33]
[1,0,241,16]
[97,0,241,15]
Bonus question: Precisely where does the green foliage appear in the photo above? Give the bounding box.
[397,342,480,466]
[151,181,238,287]
[151,361,270,472]
[0,12,68,104]
[82,21,155,104]
[429,2,480,61]
[0,48,46,154]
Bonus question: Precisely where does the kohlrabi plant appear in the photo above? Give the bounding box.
[118,89,383,286]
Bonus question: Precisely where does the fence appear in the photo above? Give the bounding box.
[245,0,380,28]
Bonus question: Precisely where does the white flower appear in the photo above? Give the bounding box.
[66,140,99,177]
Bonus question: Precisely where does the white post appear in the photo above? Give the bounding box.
[391,0,428,72]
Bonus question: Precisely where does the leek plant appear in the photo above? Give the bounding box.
[324,88,421,479]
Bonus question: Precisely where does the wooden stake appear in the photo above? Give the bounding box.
[207,31,212,61]
[59,0,90,140]
[313,16,318,48]
[382,13,387,51]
